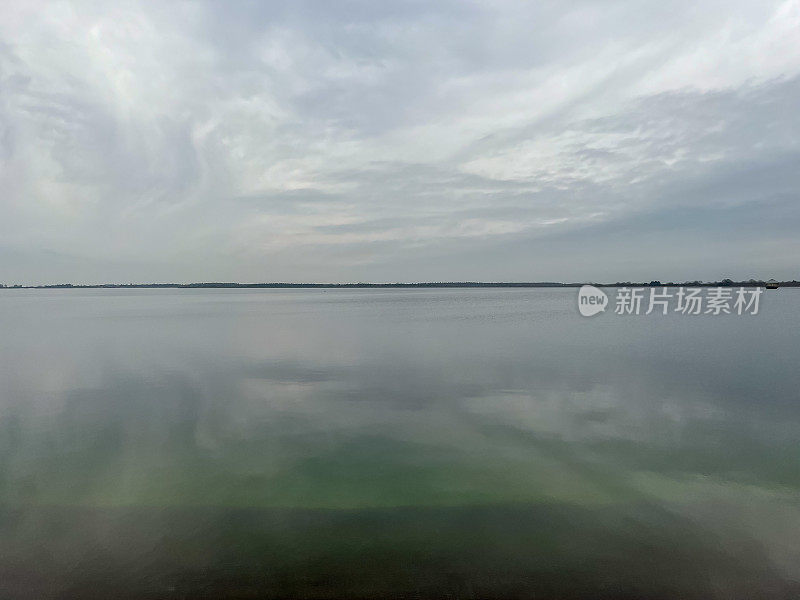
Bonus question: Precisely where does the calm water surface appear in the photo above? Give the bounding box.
[1,288,799,598]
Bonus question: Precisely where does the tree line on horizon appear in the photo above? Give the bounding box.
[2,279,798,289]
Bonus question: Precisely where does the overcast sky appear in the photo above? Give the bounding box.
[1,0,799,284]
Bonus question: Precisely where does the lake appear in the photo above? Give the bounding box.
[1,288,798,598]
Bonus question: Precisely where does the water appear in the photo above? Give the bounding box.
[0,288,798,598]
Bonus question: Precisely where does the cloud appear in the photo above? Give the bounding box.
[0,0,799,283]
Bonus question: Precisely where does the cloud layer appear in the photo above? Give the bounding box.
[1,0,799,283]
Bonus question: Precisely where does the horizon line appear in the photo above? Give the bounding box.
[2,279,797,290]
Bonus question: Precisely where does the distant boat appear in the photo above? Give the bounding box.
[766,279,779,289]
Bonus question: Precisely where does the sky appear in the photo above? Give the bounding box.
[1,0,799,285]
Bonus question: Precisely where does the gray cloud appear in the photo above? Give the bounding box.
[0,0,799,284]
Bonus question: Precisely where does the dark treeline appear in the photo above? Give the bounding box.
[2,279,798,289]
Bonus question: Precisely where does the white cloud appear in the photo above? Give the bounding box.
[0,0,799,283]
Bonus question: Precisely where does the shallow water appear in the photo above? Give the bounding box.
[1,288,799,598]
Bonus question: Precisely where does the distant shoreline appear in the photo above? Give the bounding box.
[2,280,798,290]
